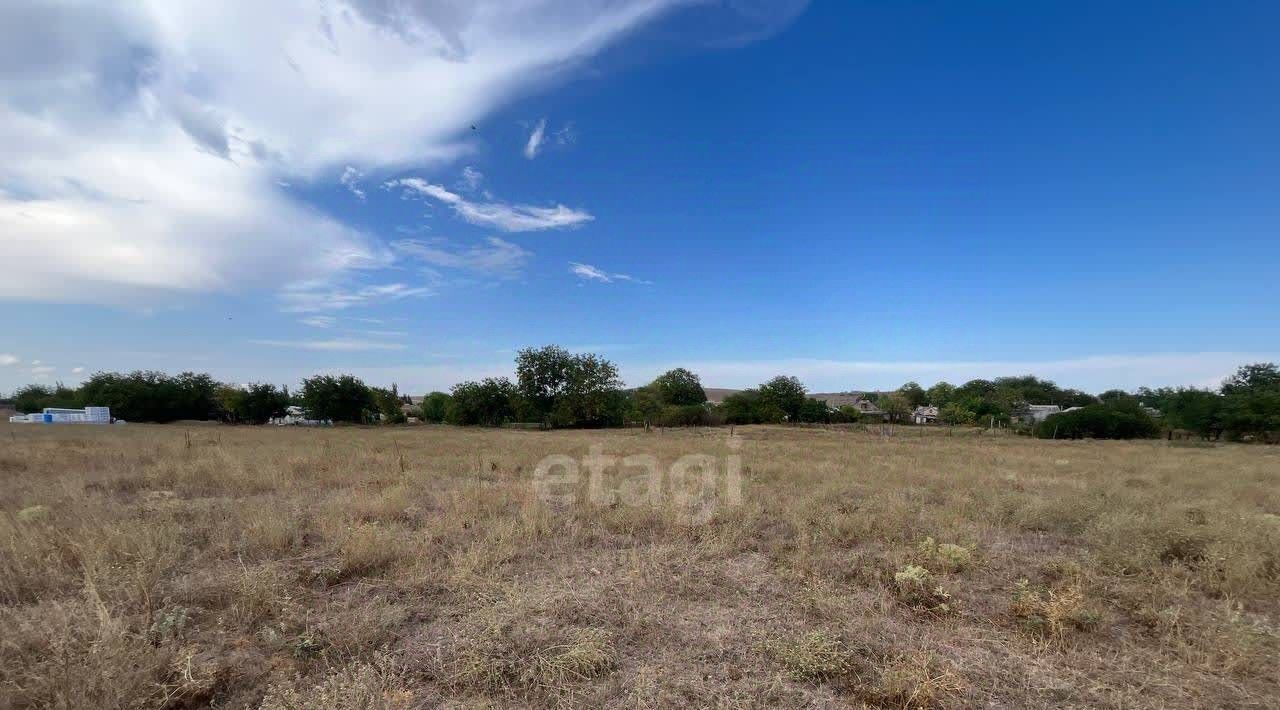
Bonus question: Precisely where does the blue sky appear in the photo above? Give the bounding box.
[2,1,1277,395]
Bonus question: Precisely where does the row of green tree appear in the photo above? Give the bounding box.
[432,349,861,427]
[1125,363,1280,441]
[8,350,1279,441]
[873,376,1098,426]
[1025,363,1280,441]
[10,372,412,425]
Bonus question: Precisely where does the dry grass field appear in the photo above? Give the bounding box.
[2,423,1278,709]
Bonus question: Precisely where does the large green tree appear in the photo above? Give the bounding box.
[78,371,219,422]
[628,386,664,426]
[448,378,518,426]
[419,391,452,423]
[515,345,625,427]
[940,402,976,426]
[898,381,928,408]
[233,383,289,424]
[926,382,956,407]
[758,375,807,422]
[12,384,80,413]
[1221,363,1280,395]
[371,384,407,424]
[878,392,911,423]
[515,345,574,422]
[650,368,707,406]
[300,374,374,423]
[1219,363,1280,440]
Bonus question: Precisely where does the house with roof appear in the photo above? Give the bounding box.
[848,398,889,421]
[912,405,940,425]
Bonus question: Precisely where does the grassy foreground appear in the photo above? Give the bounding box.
[1,423,1278,708]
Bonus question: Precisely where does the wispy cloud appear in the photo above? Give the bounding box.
[340,166,366,201]
[387,179,592,232]
[524,118,548,159]
[458,166,484,192]
[31,365,56,375]
[570,263,611,282]
[0,354,17,366]
[569,262,651,284]
[393,237,530,278]
[72,366,85,374]
[0,0,713,306]
[278,282,431,313]
[555,122,577,147]
[299,315,338,328]
[250,339,407,352]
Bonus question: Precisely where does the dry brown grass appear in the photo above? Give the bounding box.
[1,422,1278,708]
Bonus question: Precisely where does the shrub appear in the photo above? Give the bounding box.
[720,389,780,424]
[766,631,856,682]
[1010,579,1098,638]
[657,404,720,427]
[1035,401,1159,440]
[259,652,411,710]
[939,403,976,426]
[876,651,965,708]
[419,391,452,423]
[894,565,955,615]
[917,537,973,572]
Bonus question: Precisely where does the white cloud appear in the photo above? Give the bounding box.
[250,339,407,352]
[570,262,611,282]
[393,237,530,278]
[0,0,701,304]
[555,122,577,147]
[72,366,85,374]
[459,166,484,192]
[622,352,1278,394]
[31,365,56,375]
[524,118,548,159]
[569,261,651,284]
[387,178,592,232]
[278,281,431,313]
[300,315,338,328]
[0,354,19,366]
[340,166,366,201]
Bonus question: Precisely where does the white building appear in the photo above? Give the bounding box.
[1013,404,1061,425]
[269,406,331,426]
[9,406,111,424]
